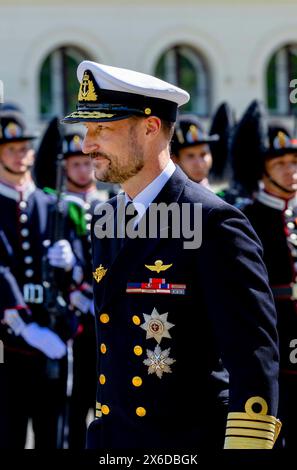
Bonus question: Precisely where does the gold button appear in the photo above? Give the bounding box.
[100,343,107,354]
[132,376,142,387]
[99,374,106,385]
[100,313,110,324]
[101,404,110,415]
[136,406,146,417]
[132,315,141,325]
[144,108,151,115]
[133,345,143,356]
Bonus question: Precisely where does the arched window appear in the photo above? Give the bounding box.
[154,45,210,116]
[266,44,297,115]
[39,46,90,119]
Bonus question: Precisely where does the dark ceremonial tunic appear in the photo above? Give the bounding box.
[0,179,81,449]
[244,190,297,447]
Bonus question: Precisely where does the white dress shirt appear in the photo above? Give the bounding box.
[124,159,176,226]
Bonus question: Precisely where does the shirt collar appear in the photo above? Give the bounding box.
[0,179,36,202]
[256,188,297,211]
[124,159,176,220]
[66,187,108,205]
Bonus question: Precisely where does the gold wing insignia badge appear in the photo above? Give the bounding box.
[145,259,173,273]
[93,264,108,283]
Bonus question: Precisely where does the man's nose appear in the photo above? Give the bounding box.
[288,162,297,172]
[194,156,205,168]
[82,132,98,154]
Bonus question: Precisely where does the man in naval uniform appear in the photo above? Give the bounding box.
[63,61,281,449]
[239,105,297,447]
[62,132,108,449]
[170,114,218,189]
[0,110,82,449]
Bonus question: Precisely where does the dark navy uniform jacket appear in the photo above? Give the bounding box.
[87,167,279,449]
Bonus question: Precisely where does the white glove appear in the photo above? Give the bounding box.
[70,290,94,315]
[3,308,27,335]
[3,309,66,359]
[48,239,76,272]
[22,323,66,359]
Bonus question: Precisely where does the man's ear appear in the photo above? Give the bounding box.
[145,116,161,136]
[27,149,35,166]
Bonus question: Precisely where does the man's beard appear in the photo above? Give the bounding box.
[90,127,144,184]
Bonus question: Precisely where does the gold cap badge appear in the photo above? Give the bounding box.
[78,71,98,102]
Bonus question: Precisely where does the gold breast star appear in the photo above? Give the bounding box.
[144,260,173,273]
[140,307,174,344]
[92,264,107,283]
[143,345,175,379]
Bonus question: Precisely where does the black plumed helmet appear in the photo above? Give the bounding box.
[264,124,297,158]
[33,117,63,190]
[0,110,36,144]
[208,102,236,179]
[63,132,84,158]
[230,100,268,194]
[171,113,218,156]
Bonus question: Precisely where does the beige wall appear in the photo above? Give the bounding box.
[0,0,297,131]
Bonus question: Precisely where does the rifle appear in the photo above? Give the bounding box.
[42,150,69,323]
[37,119,77,387]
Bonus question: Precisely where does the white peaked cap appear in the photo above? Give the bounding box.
[77,61,190,107]
[63,60,190,123]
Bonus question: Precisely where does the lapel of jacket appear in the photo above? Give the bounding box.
[93,166,188,308]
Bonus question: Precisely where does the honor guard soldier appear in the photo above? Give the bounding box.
[63,61,281,449]
[0,110,82,449]
[62,132,108,449]
[237,100,297,448]
[171,114,218,189]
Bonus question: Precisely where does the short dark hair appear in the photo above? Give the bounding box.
[130,115,175,141]
[161,120,175,141]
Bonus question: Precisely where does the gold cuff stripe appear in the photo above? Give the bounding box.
[225,428,274,440]
[226,419,275,431]
[225,398,282,449]
[227,412,277,424]
[95,402,101,410]
[65,111,116,119]
[224,436,273,449]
